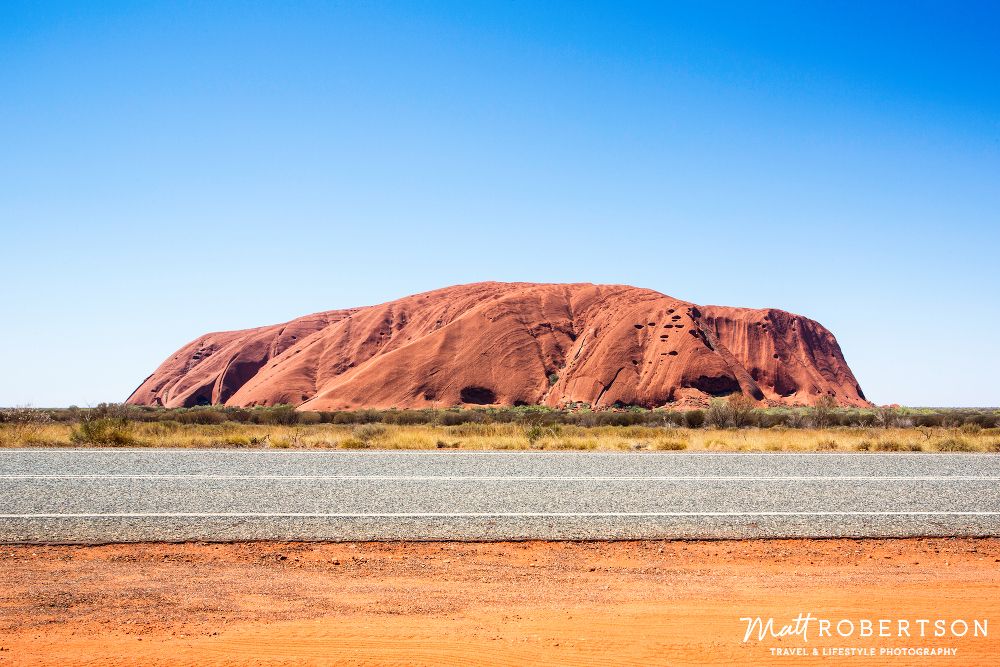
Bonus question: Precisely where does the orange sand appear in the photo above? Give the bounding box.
[1,539,997,665]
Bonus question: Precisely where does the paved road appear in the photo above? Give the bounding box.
[2,449,999,543]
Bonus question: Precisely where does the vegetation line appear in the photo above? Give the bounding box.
[1,402,997,453]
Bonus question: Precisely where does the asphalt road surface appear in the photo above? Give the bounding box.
[2,449,999,543]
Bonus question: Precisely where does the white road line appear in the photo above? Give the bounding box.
[2,511,999,518]
[2,475,999,481]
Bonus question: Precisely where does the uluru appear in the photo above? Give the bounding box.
[127,282,868,410]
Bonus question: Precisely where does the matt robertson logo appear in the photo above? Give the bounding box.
[740,613,988,643]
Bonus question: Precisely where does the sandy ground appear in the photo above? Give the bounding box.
[1,539,998,666]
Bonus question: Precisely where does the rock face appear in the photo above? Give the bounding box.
[127,282,868,410]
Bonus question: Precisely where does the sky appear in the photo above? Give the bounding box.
[1,1,998,407]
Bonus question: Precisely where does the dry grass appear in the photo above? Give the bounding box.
[2,421,999,452]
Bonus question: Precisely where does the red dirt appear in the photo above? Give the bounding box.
[1,539,996,666]
[126,282,868,410]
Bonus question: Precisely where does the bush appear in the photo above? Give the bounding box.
[253,405,300,425]
[816,438,838,451]
[175,409,226,425]
[705,399,731,428]
[913,413,945,428]
[224,407,254,423]
[297,411,322,425]
[524,424,546,447]
[353,423,387,443]
[72,417,136,446]
[338,438,369,449]
[757,411,790,428]
[936,437,976,452]
[438,411,471,426]
[727,393,758,428]
[874,439,903,452]
[873,405,900,428]
[383,410,436,425]
[811,395,837,428]
[0,407,51,445]
[684,410,705,428]
[653,439,687,451]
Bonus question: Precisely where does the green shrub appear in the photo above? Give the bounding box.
[175,409,226,425]
[914,413,945,427]
[223,407,253,423]
[71,418,136,446]
[253,404,300,425]
[757,412,790,428]
[382,409,436,425]
[524,424,545,447]
[684,410,706,428]
[705,399,731,428]
[297,411,322,425]
[811,395,837,428]
[438,411,469,426]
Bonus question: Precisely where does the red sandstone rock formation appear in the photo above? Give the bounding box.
[127,282,868,410]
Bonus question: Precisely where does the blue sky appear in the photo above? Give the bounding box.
[2,1,998,407]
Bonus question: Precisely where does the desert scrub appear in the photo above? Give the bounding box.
[935,437,976,452]
[139,421,183,436]
[444,422,521,438]
[71,417,137,446]
[524,424,546,448]
[874,439,903,452]
[352,423,387,444]
[2,407,999,451]
[552,438,598,450]
[653,439,687,451]
[0,408,52,446]
[220,434,253,447]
